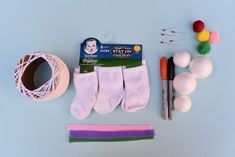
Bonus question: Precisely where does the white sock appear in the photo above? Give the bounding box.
[70,68,98,119]
[94,66,124,114]
[122,61,150,112]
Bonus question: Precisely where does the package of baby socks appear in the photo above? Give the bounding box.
[70,68,98,119]
[94,66,124,114]
[122,61,150,112]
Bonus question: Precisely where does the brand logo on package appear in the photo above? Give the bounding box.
[111,46,133,58]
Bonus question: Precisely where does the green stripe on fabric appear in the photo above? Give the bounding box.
[69,136,154,143]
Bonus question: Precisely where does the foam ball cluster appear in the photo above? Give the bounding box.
[193,20,205,33]
[197,30,210,42]
[173,72,197,95]
[197,41,211,55]
[209,32,220,44]
[173,51,191,68]
[174,96,192,112]
[189,56,213,78]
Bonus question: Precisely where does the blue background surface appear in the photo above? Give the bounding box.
[0,0,234,157]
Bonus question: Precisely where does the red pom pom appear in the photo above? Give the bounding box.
[193,20,205,33]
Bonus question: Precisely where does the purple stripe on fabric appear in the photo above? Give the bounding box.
[69,130,155,139]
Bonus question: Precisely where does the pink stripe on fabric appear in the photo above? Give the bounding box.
[67,124,153,131]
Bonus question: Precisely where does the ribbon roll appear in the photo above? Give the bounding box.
[14,52,70,101]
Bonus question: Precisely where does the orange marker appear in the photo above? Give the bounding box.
[160,56,168,120]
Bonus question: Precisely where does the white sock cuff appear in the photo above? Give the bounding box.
[96,66,123,73]
[74,68,97,79]
[123,62,148,78]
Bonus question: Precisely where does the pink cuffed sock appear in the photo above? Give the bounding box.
[94,66,124,114]
[122,61,150,112]
[70,68,98,119]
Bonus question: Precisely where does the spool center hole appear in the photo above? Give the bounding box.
[34,62,52,88]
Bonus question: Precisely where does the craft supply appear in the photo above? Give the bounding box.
[209,31,220,44]
[170,31,187,34]
[193,20,205,33]
[169,39,185,43]
[67,124,153,131]
[173,72,197,95]
[93,66,124,114]
[122,60,150,112]
[189,56,213,78]
[69,137,154,142]
[192,20,220,54]
[73,37,144,118]
[160,57,168,120]
[160,41,176,46]
[174,96,192,112]
[69,130,155,139]
[70,68,98,120]
[197,30,210,42]
[67,124,155,143]
[173,51,191,68]
[14,52,69,101]
[168,57,175,120]
[197,41,211,55]
[160,27,187,46]
[161,27,187,34]
[160,33,177,37]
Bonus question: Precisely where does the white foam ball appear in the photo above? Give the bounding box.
[189,56,213,78]
[173,72,197,95]
[174,96,192,112]
[173,51,191,68]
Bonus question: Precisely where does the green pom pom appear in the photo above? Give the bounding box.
[197,41,211,55]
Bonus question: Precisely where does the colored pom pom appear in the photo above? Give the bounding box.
[193,20,205,33]
[209,32,220,44]
[174,96,192,112]
[173,51,191,68]
[197,30,210,42]
[189,56,213,78]
[197,41,211,55]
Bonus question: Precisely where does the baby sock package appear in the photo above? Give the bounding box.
[70,38,150,119]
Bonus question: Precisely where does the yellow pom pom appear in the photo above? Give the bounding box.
[197,30,210,42]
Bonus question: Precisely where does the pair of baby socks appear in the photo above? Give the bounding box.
[70,61,150,119]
